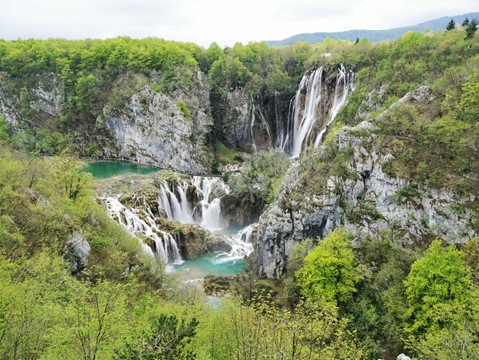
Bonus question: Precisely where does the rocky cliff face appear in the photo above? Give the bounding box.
[0,72,63,128]
[254,86,478,279]
[0,69,213,174]
[217,87,296,153]
[104,85,211,174]
[100,69,214,174]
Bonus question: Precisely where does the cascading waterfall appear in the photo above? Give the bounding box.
[193,176,229,231]
[157,176,229,232]
[313,64,355,148]
[158,181,194,223]
[155,176,256,262]
[291,67,324,158]
[102,196,182,264]
[212,224,256,264]
[257,106,273,147]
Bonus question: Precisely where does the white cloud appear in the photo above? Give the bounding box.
[1,0,477,46]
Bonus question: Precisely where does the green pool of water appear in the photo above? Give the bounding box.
[172,253,245,279]
[83,160,161,179]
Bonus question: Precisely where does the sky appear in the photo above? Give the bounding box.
[1,0,477,47]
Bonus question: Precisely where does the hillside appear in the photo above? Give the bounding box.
[0,25,478,359]
[267,12,479,45]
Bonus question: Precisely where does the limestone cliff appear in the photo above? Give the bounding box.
[0,69,213,174]
[254,87,478,278]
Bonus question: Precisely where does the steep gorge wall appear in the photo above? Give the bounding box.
[253,87,478,278]
[0,70,213,174]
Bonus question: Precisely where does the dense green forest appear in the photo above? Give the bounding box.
[0,24,479,359]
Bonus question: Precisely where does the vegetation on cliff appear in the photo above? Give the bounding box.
[0,24,478,360]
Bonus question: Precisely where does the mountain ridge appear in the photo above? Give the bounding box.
[267,12,479,46]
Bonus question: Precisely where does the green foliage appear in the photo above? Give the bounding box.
[227,151,290,205]
[194,299,362,359]
[0,254,72,359]
[404,240,473,338]
[214,140,243,165]
[45,279,133,360]
[459,77,479,121]
[296,229,361,306]
[116,314,199,359]
[0,116,9,141]
[462,238,479,284]
[465,18,478,39]
[177,99,192,122]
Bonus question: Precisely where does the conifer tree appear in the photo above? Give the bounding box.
[446,19,455,31]
[465,18,478,39]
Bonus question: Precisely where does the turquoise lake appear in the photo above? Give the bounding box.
[83,160,161,179]
[172,253,245,278]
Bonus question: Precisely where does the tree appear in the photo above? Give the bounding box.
[462,17,470,27]
[446,19,456,31]
[465,18,478,39]
[46,279,132,360]
[296,229,361,307]
[116,314,199,359]
[404,240,473,338]
[0,116,9,141]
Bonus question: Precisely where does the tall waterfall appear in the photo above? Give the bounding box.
[313,64,355,148]
[280,65,354,158]
[157,176,229,232]
[291,67,324,158]
[250,105,257,154]
[274,91,286,151]
[102,196,182,264]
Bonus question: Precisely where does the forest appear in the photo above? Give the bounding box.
[0,22,478,359]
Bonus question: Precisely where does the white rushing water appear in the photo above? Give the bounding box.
[291,67,324,158]
[313,64,355,148]
[158,176,229,232]
[278,65,354,157]
[102,196,182,265]
[225,224,255,260]
[250,105,257,154]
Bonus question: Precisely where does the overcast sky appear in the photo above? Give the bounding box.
[1,0,477,47]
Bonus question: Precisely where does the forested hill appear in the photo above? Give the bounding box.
[268,12,479,45]
[0,23,478,360]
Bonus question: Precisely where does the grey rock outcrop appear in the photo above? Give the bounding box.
[218,88,258,151]
[105,85,211,174]
[397,354,411,360]
[254,87,477,279]
[218,89,278,152]
[104,70,213,174]
[0,72,62,128]
[65,232,91,274]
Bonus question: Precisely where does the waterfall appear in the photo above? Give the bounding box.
[213,224,256,264]
[157,176,229,232]
[257,106,273,147]
[158,181,194,223]
[102,196,182,264]
[291,67,324,158]
[193,176,229,231]
[280,65,354,157]
[313,64,354,148]
[250,105,257,154]
[274,91,283,150]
